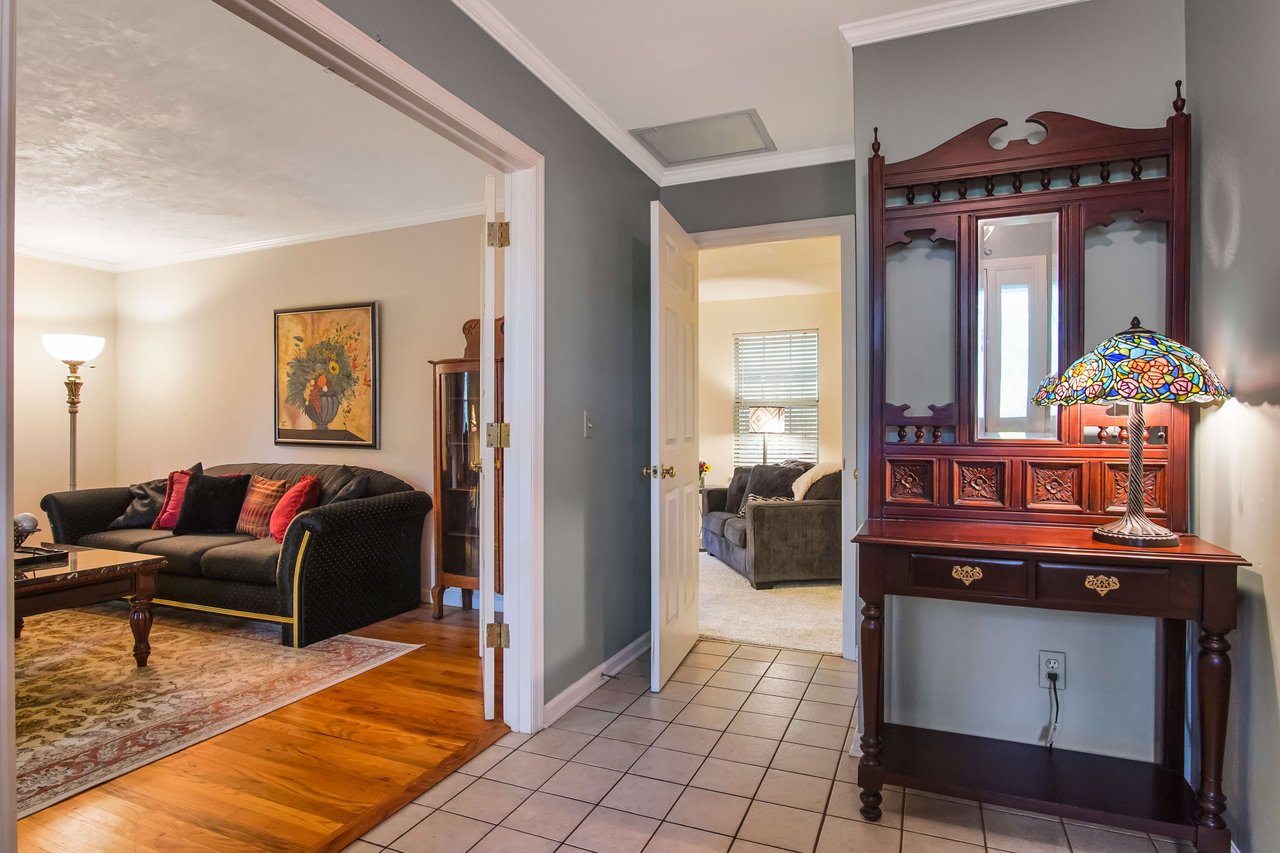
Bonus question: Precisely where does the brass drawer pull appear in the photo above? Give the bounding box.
[951,565,983,586]
[1085,574,1121,597]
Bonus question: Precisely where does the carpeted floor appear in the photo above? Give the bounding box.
[698,551,842,653]
[15,602,416,817]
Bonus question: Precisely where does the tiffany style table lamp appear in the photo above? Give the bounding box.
[1033,317,1230,548]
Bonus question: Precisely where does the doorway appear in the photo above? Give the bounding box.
[0,0,548,843]
[649,208,859,691]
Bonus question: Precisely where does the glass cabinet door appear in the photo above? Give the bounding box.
[439,369,480,579]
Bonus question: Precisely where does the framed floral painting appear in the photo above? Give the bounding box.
[274,302,379,447]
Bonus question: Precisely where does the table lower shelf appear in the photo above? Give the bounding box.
[865,724,1199,840]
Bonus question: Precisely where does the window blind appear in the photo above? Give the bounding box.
[733,329,819,466]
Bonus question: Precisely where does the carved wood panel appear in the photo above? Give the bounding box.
[952,460,1008,508]
[886,459,936,506]
[1103,462,1167,515]
[1024,461,1086,512]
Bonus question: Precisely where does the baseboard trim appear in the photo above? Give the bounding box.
[542,631,652,727]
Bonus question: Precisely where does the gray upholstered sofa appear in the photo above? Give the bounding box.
[701,467,842,589]
[41,463,431,647]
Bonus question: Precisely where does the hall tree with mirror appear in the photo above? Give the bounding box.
[854,86,1249,853]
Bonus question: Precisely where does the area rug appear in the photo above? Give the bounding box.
[699,552,842,654]
[15,602,417,817]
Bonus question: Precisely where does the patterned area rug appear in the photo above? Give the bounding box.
[699,552,842,654]
[15,602,417,817]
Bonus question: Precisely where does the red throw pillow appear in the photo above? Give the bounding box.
[151,469,195,530]
[269,476,321,543]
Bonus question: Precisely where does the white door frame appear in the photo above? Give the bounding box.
[0,0,549,835]
[691,215,860,662]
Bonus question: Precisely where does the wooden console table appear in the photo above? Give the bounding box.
[854,519,1247,853]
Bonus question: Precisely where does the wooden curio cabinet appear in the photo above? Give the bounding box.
[430,318,503,619]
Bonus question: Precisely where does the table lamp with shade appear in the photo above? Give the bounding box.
[1033,317,1229,547]
[42,334,106,491]
[748,405,787,464]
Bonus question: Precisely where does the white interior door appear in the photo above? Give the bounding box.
[650,202,700,691]
[479,174,498,720]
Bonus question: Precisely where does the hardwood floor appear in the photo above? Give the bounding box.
[16,606,507,853]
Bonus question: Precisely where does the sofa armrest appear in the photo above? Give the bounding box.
[703,487,728,515]
[746,500,843,585]
[278,490,433,645]
[39,487,134,545]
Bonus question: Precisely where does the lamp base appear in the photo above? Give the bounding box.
[1093,511,1180,548]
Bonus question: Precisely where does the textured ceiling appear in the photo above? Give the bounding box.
[16,0,499,269]
[700,236,840,303]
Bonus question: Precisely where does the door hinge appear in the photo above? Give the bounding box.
[487,221,510,248]
[486,622,510,649]
[486,422,510,448]
[852,467,860,481]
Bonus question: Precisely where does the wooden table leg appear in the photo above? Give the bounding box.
[14,616,23,640]
[432,583,445,619]
[130,596,154,667]
[1195,627,1231,833]
[859,594,886,820]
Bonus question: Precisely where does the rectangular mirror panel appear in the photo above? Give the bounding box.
[976,212,1060,440]
[885,234,957,435]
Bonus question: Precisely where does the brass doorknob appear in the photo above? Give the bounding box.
[661,465,676,479]
[641,465,658,479]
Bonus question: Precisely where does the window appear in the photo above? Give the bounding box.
[733,329,819,466]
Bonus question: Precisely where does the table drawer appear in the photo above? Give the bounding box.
[1036,562,1170,612]
[908,554,1029,599]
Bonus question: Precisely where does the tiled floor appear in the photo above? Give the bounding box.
[348,640,1195,853]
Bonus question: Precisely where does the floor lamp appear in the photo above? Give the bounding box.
[748,406,787,464]
[42,334,106,491]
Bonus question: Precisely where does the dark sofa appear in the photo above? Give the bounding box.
[701,471,842,589]
[41,463,432,647]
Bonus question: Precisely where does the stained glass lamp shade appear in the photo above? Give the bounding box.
[1034,317,1230,547]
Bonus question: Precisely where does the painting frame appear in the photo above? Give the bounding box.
[274,302,380,448]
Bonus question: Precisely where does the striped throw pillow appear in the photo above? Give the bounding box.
[235,475,289,538]
[738,493,793,517]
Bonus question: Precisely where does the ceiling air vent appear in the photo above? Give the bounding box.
[630,109,776,168]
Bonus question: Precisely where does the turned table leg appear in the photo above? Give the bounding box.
[1196,628,1232,831]
[130,596,154,667]
[859,595,886,820]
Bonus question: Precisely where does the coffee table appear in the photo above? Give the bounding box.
[14,546,164,667]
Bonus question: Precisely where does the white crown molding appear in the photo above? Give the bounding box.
[18,203,492,274]
[660,142,859,187]
[840,0,1088,47]
[450,0,665,184]
[12,245,119,273]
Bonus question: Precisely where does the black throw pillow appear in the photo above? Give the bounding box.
[319,465,357,505]
[805,471,842,501]
[326,474,369,505]
[108,462,203,529]
[172,473,252,535]
[742,464,807,502]
[723,466,754,516]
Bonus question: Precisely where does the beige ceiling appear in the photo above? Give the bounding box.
[699,236,841,303]
[16,0,500,271]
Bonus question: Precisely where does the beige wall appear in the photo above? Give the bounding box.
[14,257,117,531]
[698,292,842,484]
[14,218,482,592]
[112,217,482,491]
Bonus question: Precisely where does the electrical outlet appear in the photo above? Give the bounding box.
[1039,650,1066,689]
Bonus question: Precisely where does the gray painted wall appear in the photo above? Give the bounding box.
[852,0,1186,759]
[1186,2,1280,849]
[319,0,657,698]
[658,162,855,234]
